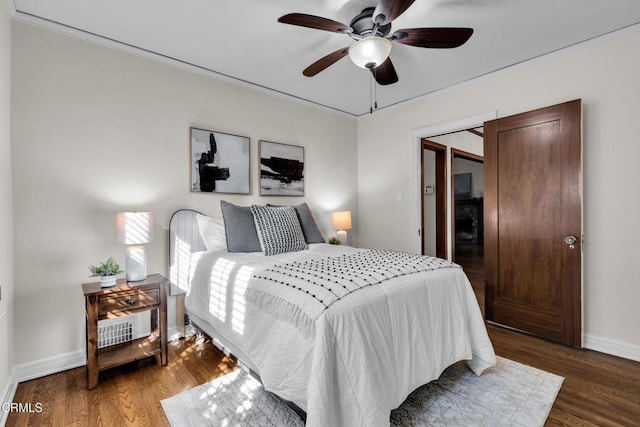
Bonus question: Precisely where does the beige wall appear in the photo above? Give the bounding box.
[8,13,640,373]
[0,0,13,407]
[11,22,358,365]
[357,27,640,354]
[0,2,13,407]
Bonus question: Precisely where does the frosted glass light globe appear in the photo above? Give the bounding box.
[349,37,392,69]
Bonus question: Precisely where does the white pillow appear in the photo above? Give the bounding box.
[196,213,227,251]
[250,205,308,256]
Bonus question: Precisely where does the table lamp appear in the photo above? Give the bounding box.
[116,212,153,281]
[332,210,352,245]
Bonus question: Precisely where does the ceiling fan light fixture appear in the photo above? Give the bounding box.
[348,36,392,69]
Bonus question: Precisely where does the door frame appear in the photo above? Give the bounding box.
[410,112,496,257]
[450,148,484,262]
[421,139,447,258]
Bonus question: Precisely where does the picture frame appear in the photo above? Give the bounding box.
[259,140,304,196]
[190,128,250,194]
[454,173,472,200]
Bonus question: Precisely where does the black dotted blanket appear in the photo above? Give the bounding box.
[246,250,460,335]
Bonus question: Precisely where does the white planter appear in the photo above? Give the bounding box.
[100,275,117,288]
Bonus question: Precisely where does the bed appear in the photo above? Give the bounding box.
[169,205,496,427]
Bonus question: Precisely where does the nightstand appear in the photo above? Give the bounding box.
[82,273,168,389]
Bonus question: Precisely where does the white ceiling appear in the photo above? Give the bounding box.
[10,0,640,116]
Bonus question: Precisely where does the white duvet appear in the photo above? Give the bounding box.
[185,244,496,427]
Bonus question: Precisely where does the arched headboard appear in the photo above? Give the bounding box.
[168,209,206,295]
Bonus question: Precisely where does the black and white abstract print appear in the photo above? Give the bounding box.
[191,128,250,194]
[259,140,304,196]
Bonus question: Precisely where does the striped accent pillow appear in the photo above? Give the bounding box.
[251,205,308,256]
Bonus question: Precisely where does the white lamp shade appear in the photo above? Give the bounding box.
[349,37,392,69]
[116,212,153,245]
[332,211,352,231]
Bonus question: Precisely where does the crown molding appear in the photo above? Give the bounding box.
[359,21,640,117]
[10,9,356,118]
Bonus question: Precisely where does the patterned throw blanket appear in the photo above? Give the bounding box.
[245,250,460,335]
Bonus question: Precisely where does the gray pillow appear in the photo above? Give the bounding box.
[251,205,308,256]
[267,202,325,244]
[293,203,325,244]
[220,201,262,252]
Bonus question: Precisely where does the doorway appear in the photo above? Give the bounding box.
[410,111,496,258]
[451,149,484,308]
[419,129,485,312]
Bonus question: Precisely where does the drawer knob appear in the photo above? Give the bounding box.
[127,299,136,305]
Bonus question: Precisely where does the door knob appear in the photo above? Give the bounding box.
[564,236,577,249]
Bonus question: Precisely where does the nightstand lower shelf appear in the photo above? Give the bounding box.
[97,334,163,371]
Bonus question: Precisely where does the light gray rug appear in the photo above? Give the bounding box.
[161,356,563,427]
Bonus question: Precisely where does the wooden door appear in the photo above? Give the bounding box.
[484,99,582,347]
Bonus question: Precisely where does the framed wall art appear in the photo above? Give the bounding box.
[454,173,472,200]
[259,140,304,196]
[190,128,250,194]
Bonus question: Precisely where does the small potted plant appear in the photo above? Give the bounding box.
[327,236,341,245]
[89,257,123,287]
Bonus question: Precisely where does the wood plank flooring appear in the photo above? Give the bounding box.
[490,325,640,426]
[455,240,485,315]
[7,281,640,426]
[6,336,237,427]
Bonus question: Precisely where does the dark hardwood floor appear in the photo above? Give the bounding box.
[490,324,640,426]
[6,336,238,427]
[8,258,640,426]
[455,240,485,315]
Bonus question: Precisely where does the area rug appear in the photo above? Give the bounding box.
[161,356,563,427]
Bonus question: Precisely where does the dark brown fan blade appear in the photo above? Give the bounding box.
[303,46,350,77]
[373,0,416,25]
[371,57,399,85]
[278,13,350,33]
[393,28,474,48]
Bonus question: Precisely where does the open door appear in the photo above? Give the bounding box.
[484,99,582,347]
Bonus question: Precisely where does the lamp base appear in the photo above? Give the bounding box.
[125,245,147,282]
[337,230,349,246]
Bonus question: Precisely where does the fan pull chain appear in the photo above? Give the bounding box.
[369,72,380,114]
[369,72,374,114]
[374,79,378,110]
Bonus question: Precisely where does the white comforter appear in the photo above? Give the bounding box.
[185,244,496,427]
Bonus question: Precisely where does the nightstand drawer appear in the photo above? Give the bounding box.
[99,289,159,315]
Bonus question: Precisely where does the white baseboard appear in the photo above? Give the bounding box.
[0,368,18,427]
[584,334,640,363]
[13,350,86,384]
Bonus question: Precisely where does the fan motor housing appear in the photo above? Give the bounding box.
[350,7,392,37]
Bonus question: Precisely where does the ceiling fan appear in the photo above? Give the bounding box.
[278,0,473,85]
